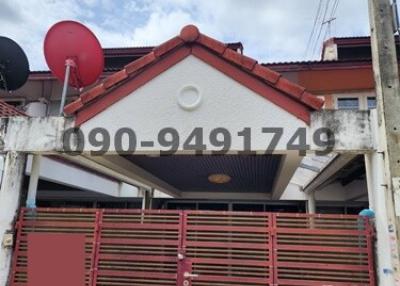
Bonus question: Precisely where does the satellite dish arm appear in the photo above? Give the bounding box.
[59,58,76,115]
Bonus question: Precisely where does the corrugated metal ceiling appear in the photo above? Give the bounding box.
[126,155,282,193]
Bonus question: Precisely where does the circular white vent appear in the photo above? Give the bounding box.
[177,85,202,111]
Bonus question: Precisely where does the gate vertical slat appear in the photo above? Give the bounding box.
[365,217,376,286]
[9,208,25,285]
[176,211,186,286]
[90,209,103,286]
[181,211,187,256]
[271,213,277,286]
[176,210,192,286]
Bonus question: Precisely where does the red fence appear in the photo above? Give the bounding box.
[10,208,375,286]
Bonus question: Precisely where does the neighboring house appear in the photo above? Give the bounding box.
[0,33,380,213]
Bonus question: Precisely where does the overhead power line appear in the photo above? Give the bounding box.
[312,0,331,56]
[305,0,340,59]
[304,0,324,57]
[322,0,340,44]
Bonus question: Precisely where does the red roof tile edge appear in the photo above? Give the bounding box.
[0,100,27,117]
[64,24,324,118]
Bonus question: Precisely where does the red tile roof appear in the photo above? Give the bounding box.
[323,36,399,47]
[103,42,243,56]
[29,42,243,76]
[262,59,372,72]
[65,25,324,125]
[0,100,26,117]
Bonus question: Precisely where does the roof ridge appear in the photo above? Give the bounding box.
[103,41,243,51]
[64,25,324,122]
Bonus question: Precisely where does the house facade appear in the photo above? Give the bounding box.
[0,32,380,214]
[0,24,393,286]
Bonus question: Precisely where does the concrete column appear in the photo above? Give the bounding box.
[368,110,396,285]
[364,153,375,209]
[306,191,316,214]
[145,189,154,210]
[0,152,26,286]
[26,155,41,208]
[140,188,146,210]
[369,0,400,281]
[368,149,396,285]
[140,188,153,210]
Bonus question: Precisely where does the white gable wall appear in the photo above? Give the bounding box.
[81,55,308,153]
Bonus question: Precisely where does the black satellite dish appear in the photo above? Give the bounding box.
[0,36,29,91]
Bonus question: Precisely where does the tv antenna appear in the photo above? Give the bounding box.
[44,20,104,115]
[0,36,29,92]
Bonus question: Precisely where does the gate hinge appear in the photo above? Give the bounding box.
[1,231,14,248]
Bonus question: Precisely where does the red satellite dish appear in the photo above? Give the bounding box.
[44,20,104,114]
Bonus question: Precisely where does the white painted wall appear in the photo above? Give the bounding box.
[316,179,368,202]
[280,178,368,202]
[280,183,307,200]
[0,156,4,187]
[153,189,172,198]
[322,43,338,60]
[81,55,308,154]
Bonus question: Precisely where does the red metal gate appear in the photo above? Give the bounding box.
[9,208,375,286]
[182,211,273,286]
[273,213,375,286]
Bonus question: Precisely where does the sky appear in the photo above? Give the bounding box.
[0,0,370,71]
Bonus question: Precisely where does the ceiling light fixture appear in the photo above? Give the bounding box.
[208,173,231,184]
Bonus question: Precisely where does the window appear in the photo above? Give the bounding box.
[367,97,377,109]
[198,203,229,211]
[316,206,345,214]
[167,202,196,210]
[232,204,264,212]
[337,97,359,110]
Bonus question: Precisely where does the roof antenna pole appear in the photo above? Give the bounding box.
[59,59,74,116]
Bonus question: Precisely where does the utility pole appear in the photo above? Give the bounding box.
[369,0,400,284]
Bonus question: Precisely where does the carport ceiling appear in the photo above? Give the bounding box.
[125,155,282,192]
